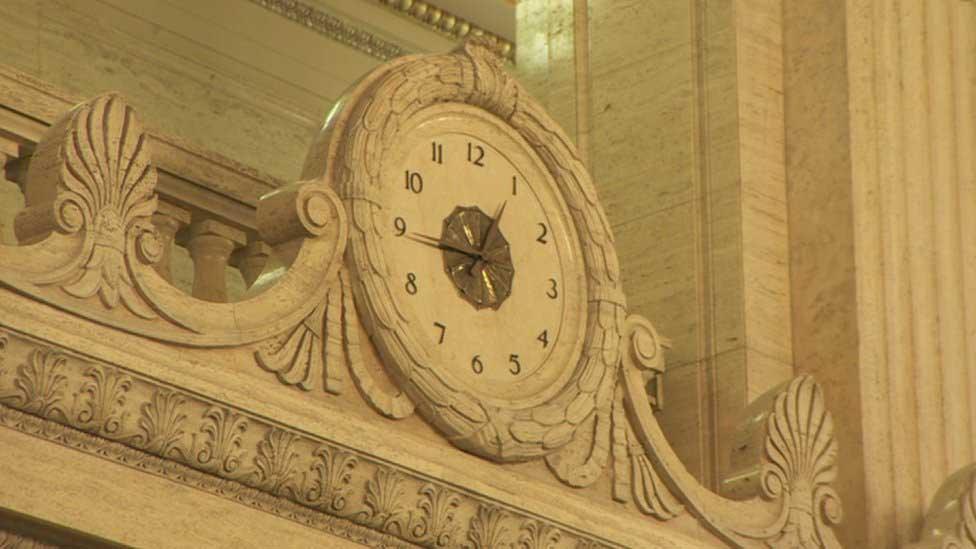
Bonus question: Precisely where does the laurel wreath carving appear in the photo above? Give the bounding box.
[302,36,623,463]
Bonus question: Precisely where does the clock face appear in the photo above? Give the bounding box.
[378,104,586,404]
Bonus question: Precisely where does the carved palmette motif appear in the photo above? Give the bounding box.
[0,331,612,549]
[16,94,162,318]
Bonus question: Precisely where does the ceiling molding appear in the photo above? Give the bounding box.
[249,0,406,61]
[374,0,515,60]
[247,0,514,62]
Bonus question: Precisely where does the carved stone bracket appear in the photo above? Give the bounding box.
[620,315,844,547]
[0,93,348,347]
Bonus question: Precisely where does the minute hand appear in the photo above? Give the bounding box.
[408,233,483,260]
[480,201,508,252]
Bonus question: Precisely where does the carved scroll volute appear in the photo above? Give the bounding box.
[0,93,348,347]
[128,176,348,345]
[622,340,844,547]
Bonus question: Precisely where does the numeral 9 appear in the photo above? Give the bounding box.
[393,216,407,236]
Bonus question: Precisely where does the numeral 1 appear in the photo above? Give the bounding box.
[512,175,517,196]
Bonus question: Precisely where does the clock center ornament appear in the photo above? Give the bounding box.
[411,204,514,310]
[297,37,844,547]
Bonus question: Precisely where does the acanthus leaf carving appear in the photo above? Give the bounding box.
[303,445,358,513]
[2,348,68,420]
[252,428,300,497]
[194,406,249,476]
[411,483,462,548]
[361,467,408,535]
[0,332,628,548]
[517,519,563,549]
[134,388,187,458]
[254,301,325,391]
[73,364,132,437]
[466,505,512,549]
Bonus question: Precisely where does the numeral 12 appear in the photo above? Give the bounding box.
[467,142,485,167]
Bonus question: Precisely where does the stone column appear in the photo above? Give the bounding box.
[517,0,793,492]
[784,1,976,547]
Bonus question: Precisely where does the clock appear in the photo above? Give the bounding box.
[302,39,622,463]
[380,103,587,406]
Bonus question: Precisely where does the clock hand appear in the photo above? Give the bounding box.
[481,201,508,249]
[408,233,483,260]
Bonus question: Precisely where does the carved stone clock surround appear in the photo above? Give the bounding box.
[0,41,843,548]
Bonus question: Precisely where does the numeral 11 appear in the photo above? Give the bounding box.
[431,142,443,164]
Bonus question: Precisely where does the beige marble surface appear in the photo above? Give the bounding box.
[518,0,793,492]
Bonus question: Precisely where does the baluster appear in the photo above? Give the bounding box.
[182,219,245,302]
[151,202,190,283]
[0,139,24,244]
[232,240,273,288]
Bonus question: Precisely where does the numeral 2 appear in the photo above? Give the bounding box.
[536,223,548,244]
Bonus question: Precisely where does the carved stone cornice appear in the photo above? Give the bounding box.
[0,530,57,549]
[0,329,613,549]
[246,0,515,63]
[248,0,405,61]
[375,0,515,60]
